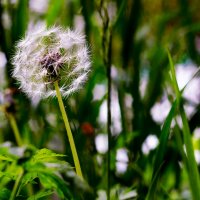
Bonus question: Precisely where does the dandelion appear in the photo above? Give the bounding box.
[12,25,91,179]
[12,25,90,100]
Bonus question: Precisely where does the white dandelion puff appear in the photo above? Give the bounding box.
[12,25,91,100]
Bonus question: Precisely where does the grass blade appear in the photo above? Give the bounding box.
[46,0,65,27]
[167,49,200,200]
[146,100,177,200]
[11,0,29,42]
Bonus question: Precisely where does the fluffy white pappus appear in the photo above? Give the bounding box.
[12,25,91,100]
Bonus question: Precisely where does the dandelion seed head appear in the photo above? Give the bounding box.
[12,25,91,100]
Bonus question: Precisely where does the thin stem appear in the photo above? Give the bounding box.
[9,168,23,200]
[99,1,112,198]
[54,81,83,179]
[7,113,23,146]
[106,31,112,200]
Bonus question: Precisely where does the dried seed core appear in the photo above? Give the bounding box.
[40,52,63,82]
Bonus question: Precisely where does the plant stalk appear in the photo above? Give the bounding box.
[9,168,23,200]
[7,113,23,146]
[54,81,83,179]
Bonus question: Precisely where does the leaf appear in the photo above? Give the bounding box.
[112,0,127,30]
[24,161,46,173]
[166,49,180,103]
[167,49,200,200]
[152,100,177,177]
[0,145,19,161]
[146,100,177,200]
[46,0,65,27]
[0,188,11,200]
[31,148,66,163]
[38,172,72,199]
[19,172,39,188]
[0,170,19,180]
[11,0,29,42]
[0,155,15,162]
[27,189,54,200]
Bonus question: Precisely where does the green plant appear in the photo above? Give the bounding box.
[0,144,92,199]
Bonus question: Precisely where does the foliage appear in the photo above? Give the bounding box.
[0,143,92,199]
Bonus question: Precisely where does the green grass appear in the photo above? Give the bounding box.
[167,50,200,200]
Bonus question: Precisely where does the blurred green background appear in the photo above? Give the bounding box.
[1,0,200,199]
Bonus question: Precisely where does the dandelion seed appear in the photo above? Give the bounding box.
[12,25,91,100]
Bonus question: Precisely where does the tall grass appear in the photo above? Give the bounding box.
[147,51,200,200]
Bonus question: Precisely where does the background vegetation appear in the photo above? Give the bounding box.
[0,0,200,199]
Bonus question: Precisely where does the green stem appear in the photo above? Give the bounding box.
[7,113,23,146]
[9,168,23,200]
[54,81,83,179]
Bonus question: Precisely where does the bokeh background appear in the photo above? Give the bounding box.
[1,0,200,199]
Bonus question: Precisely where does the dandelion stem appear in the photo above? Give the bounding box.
[54,80,83,179]
[7,113,23,146]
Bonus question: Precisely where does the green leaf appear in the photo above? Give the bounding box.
[167,49,200,200]
[11,0,29,42]
[167,48,180,104]
[146,100,177,200]
[0,155,15,162]
[27,189,54,200]
[0,188,11,200]
[38,172,72,199]
[46,0,65,27]
[0,168,21,180]
[152,100,177,177]
[31,148,66,163]
[179,105,200,200]
[19,172,38,188]
[112,0,127,30]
